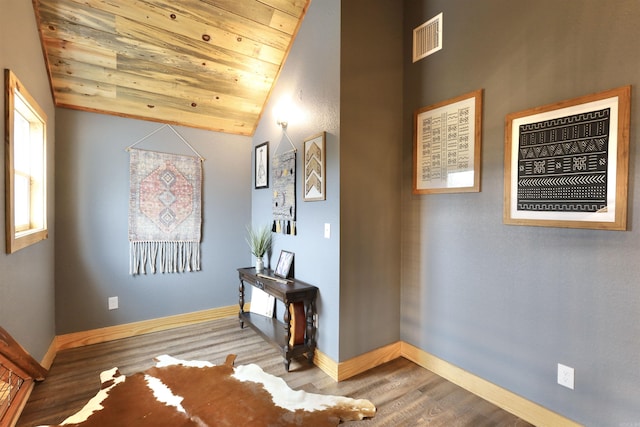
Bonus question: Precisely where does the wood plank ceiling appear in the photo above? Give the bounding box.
[33,0,310,135]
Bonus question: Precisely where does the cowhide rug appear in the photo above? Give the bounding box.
[41,354,375,426]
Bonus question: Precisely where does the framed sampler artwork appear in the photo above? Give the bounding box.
[413,89,483,194]
[504,86,631,230]
[303,132,326,201]
[255,141,269,189]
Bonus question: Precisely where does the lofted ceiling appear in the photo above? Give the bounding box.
[33,0,310,136]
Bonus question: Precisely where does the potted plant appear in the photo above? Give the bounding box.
[245,224,273,272]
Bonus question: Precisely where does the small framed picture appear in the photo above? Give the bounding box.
[274,250,294,279]
[303,132,326,201]
[255,141,269,189]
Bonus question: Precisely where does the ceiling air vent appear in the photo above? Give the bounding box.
[413,13,443,62]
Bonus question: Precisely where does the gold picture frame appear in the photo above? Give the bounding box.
[504,86,631,230]
[413,89,483,194]
[303,132,326,201]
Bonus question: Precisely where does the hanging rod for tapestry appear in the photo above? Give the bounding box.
[125,124,205,161]
[272,127,297,157]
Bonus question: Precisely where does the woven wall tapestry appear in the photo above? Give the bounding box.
[272,151,296,235]
[128,149,202,274]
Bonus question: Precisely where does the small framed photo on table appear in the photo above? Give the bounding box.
[274,250,294,279]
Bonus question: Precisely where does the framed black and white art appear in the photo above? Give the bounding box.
[255,141,269,189]
[504,86,631,230]
[413,90,483,194]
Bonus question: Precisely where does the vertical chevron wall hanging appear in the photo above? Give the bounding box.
[303,132,326,201]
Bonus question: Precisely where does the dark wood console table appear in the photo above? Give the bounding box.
[237,267,318,371]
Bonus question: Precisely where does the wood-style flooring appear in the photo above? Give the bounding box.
[18,317,533,426]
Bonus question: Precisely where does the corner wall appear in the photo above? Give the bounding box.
[339,0,403,360]
[250,0,342,360]
[0,0,56,361]
[401,1,640,425]
[55,109,251,334]
[251,0,404,363]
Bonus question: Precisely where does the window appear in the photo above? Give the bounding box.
[5,69,48,253]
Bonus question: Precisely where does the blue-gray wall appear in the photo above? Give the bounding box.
[401,1,640,425]
[55,110,251,333]
[4,0,640,424]
[0,0,56,361]
[251,0,404,365]
[339,0,403,361]
[250,0,343,359]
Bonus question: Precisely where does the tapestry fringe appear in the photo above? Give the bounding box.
[272,220,296,236]
[130,241,201,275]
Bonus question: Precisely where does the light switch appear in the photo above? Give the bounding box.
[324,223,331,239]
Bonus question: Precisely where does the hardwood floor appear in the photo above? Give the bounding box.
[18,317,533,426]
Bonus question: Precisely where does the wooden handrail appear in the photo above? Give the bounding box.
[0,326,48,426]
[0,327,47,381]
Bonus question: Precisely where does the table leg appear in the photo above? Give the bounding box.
[238,280,245,328]
[284,300,291,348]
[306,299,316,364]
[284,301,292,370]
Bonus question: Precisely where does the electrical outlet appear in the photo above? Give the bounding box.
[108,296,119,310]
[557,363,574,389]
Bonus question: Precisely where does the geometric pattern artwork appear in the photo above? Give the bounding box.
[140,162,193,233]
[505,85,630,230]
[418,106,472,183]
[129,149,202,274]
[413,90,482,194]
[305,144,322,193]
[517,108,610,212]
[272,151,296,235]
[303,132,326,201]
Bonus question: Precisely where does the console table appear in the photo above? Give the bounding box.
[237,267,318,371]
